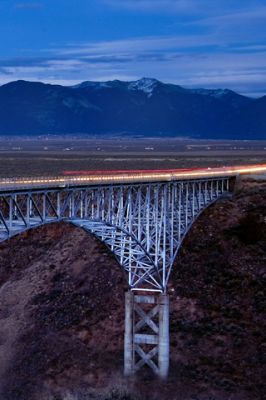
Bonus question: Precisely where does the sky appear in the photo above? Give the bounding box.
[0,0,265,96]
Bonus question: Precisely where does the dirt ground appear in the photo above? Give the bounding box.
[0,138,266,177]
[0,178,265,400]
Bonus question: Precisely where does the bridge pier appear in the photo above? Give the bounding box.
[124,291,169,378]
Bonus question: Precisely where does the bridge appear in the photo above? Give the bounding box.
[0,164,265,378]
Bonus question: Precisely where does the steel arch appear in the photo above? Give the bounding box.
[0,177,230,291]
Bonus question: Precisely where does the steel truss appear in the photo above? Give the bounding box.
[0,177,230,291]
[124,291,169,378]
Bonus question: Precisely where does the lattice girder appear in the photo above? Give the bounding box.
[0,178,230,290]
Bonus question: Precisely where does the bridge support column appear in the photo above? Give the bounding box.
[124,291,169,378]
[124,291,134,376]
[158,293,169,379]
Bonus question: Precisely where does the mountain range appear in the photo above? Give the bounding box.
[0,77,265,139]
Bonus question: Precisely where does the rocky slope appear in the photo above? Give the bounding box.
[0,179,265,400]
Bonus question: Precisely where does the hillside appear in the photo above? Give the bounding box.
[0,78,265,139]
[0,178,265,400]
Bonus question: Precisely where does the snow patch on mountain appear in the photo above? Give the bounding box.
[128,78,159,97]
[192,88,232,98]
[72,81,111,89]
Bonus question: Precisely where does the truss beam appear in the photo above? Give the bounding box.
[0,178,230,291]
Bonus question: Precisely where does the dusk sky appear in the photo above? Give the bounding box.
[0,0,266,96]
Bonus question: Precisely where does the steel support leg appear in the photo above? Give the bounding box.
[124,291,169,378]
[158,293,169,378]
[124,291,134,376]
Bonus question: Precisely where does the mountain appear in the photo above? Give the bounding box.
[0,77,264,139]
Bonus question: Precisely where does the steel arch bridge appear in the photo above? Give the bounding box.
[0,177,229,291]
[2,164,265,378]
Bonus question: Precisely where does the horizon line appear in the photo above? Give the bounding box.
[1,77,265,98]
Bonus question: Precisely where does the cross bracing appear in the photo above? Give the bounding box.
[0,177,230,291]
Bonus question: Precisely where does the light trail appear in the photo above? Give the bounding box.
[0,164,266,190]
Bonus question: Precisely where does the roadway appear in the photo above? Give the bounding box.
[0,164,266,191]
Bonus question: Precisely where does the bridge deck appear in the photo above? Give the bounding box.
[0,164,265,192]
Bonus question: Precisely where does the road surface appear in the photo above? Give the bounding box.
[0,164,266,191]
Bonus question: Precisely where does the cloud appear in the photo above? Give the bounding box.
[0,56,49,68]
[103,0,263,16]
[0,30,265,96]
[104,0,192,11]
[54,31,266,61]
[0,0,265,96]
[0,67,12,75]
[14,2,43,9]
[191,5,266,34]
[56,35,225,58]
[102,0,224,13]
